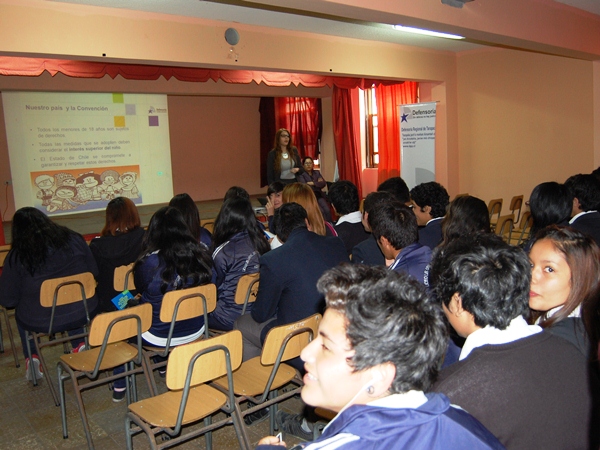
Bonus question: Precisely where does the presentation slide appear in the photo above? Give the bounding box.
[2,91,174,216]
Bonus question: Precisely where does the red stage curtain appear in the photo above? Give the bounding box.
[332,87,363,200]
[274,97,321,160]
[375,82,418,185]
[0,56,402,90]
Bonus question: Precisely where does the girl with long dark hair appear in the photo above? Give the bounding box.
[0,207,99,379]
[169,193,212,248]
[210,197,270,330]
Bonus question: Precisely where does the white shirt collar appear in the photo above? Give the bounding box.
[460,316,542,361]
[426,217,443,226]
[368,390,428,409]
[336,210,363,226]
[569,210,597,224]
[535,304,581,324]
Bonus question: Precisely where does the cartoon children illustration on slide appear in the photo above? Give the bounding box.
[74,172,102,204]
[47,185,78,212]
[119,172,139,199]
[98,169,120,200]
[54,172,77,188]
[35,174,55,207]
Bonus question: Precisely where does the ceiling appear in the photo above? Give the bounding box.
[47,0,600,55]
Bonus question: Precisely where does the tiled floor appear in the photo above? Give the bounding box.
[0,314,307,449]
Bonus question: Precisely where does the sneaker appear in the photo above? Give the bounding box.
[71,342,87,353]
[275,411,313,441]
[244,404,270,426]
[25,355,44,381]
[158,369,166,378]
[112,388,126,403]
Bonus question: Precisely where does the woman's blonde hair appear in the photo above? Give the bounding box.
[282,183,326,236]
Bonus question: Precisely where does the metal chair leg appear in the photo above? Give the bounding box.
[1,307,20,367]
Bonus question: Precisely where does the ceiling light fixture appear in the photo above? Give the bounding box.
[393,25,465,40]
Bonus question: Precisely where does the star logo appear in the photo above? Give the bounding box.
[401,113,409,122]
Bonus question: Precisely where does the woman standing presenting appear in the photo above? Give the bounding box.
[266,128,303,185]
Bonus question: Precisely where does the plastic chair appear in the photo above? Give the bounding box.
[509,195,524,223]
[25,272,96,406]
[125,331,246,450]
[114,263,136,292]
[143,284,217,395]
[213,313,321,448]
[57,303,153,449]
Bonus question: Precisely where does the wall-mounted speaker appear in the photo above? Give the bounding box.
[225,28,240,46]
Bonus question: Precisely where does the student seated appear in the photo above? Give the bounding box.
[564,173,600,246]
[409,181,449,249]
[258,264,503,449]
[328,180,370,255]
[368,200,431,285]
[431,233,599,449]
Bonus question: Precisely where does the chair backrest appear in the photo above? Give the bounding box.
[495,214,515,239]
[40,272,96,307]
[166,330,243,390]
[488,198,503,219]
[234,273,260,315]
[113,263,136,291]
[509,195,524,222]
[261,313,321,366]
[200,219,214,234]
[159,284,217,323]
[88,303,152,346]
[518,210,532,230]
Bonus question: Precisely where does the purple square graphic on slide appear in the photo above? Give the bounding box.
[149,116,159,126]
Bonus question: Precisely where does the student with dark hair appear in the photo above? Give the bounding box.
[377,176,410,204]
[564,173,600,245]
[89,197,145,312]
[0,207,99,379]
[235,202,347,362]
[440,195,491,247]
[431,233,597,449]
[528,182,572,237]
[368,201,431,285]
[260,264,503,449]
[410,181,449,249]
[110,206,213,401]
[169,193,212,248]
[351,191,393,266]
[329,180,369,255]
[223,185,250,202]
[210,197,270,331]
[266,181,285,230]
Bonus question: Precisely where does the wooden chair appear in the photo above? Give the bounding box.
[0,244,19,368]
[125,331,246,450]
[213,313,321,448]
[143,284,217,395]
[25,272,96,406]
[488,198,503,229]
[57,303,153,449]
[201,219,215,234]
[114,263,136,292]
[509,211,533,246]
[495,214,515,243]
[509,195,524,223]
[234,273,259,316]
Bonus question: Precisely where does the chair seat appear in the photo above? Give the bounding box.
[213,356,297,397]
[128,384,227,428]
[59,342,139,372]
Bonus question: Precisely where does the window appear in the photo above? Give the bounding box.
[363,87,379,168]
